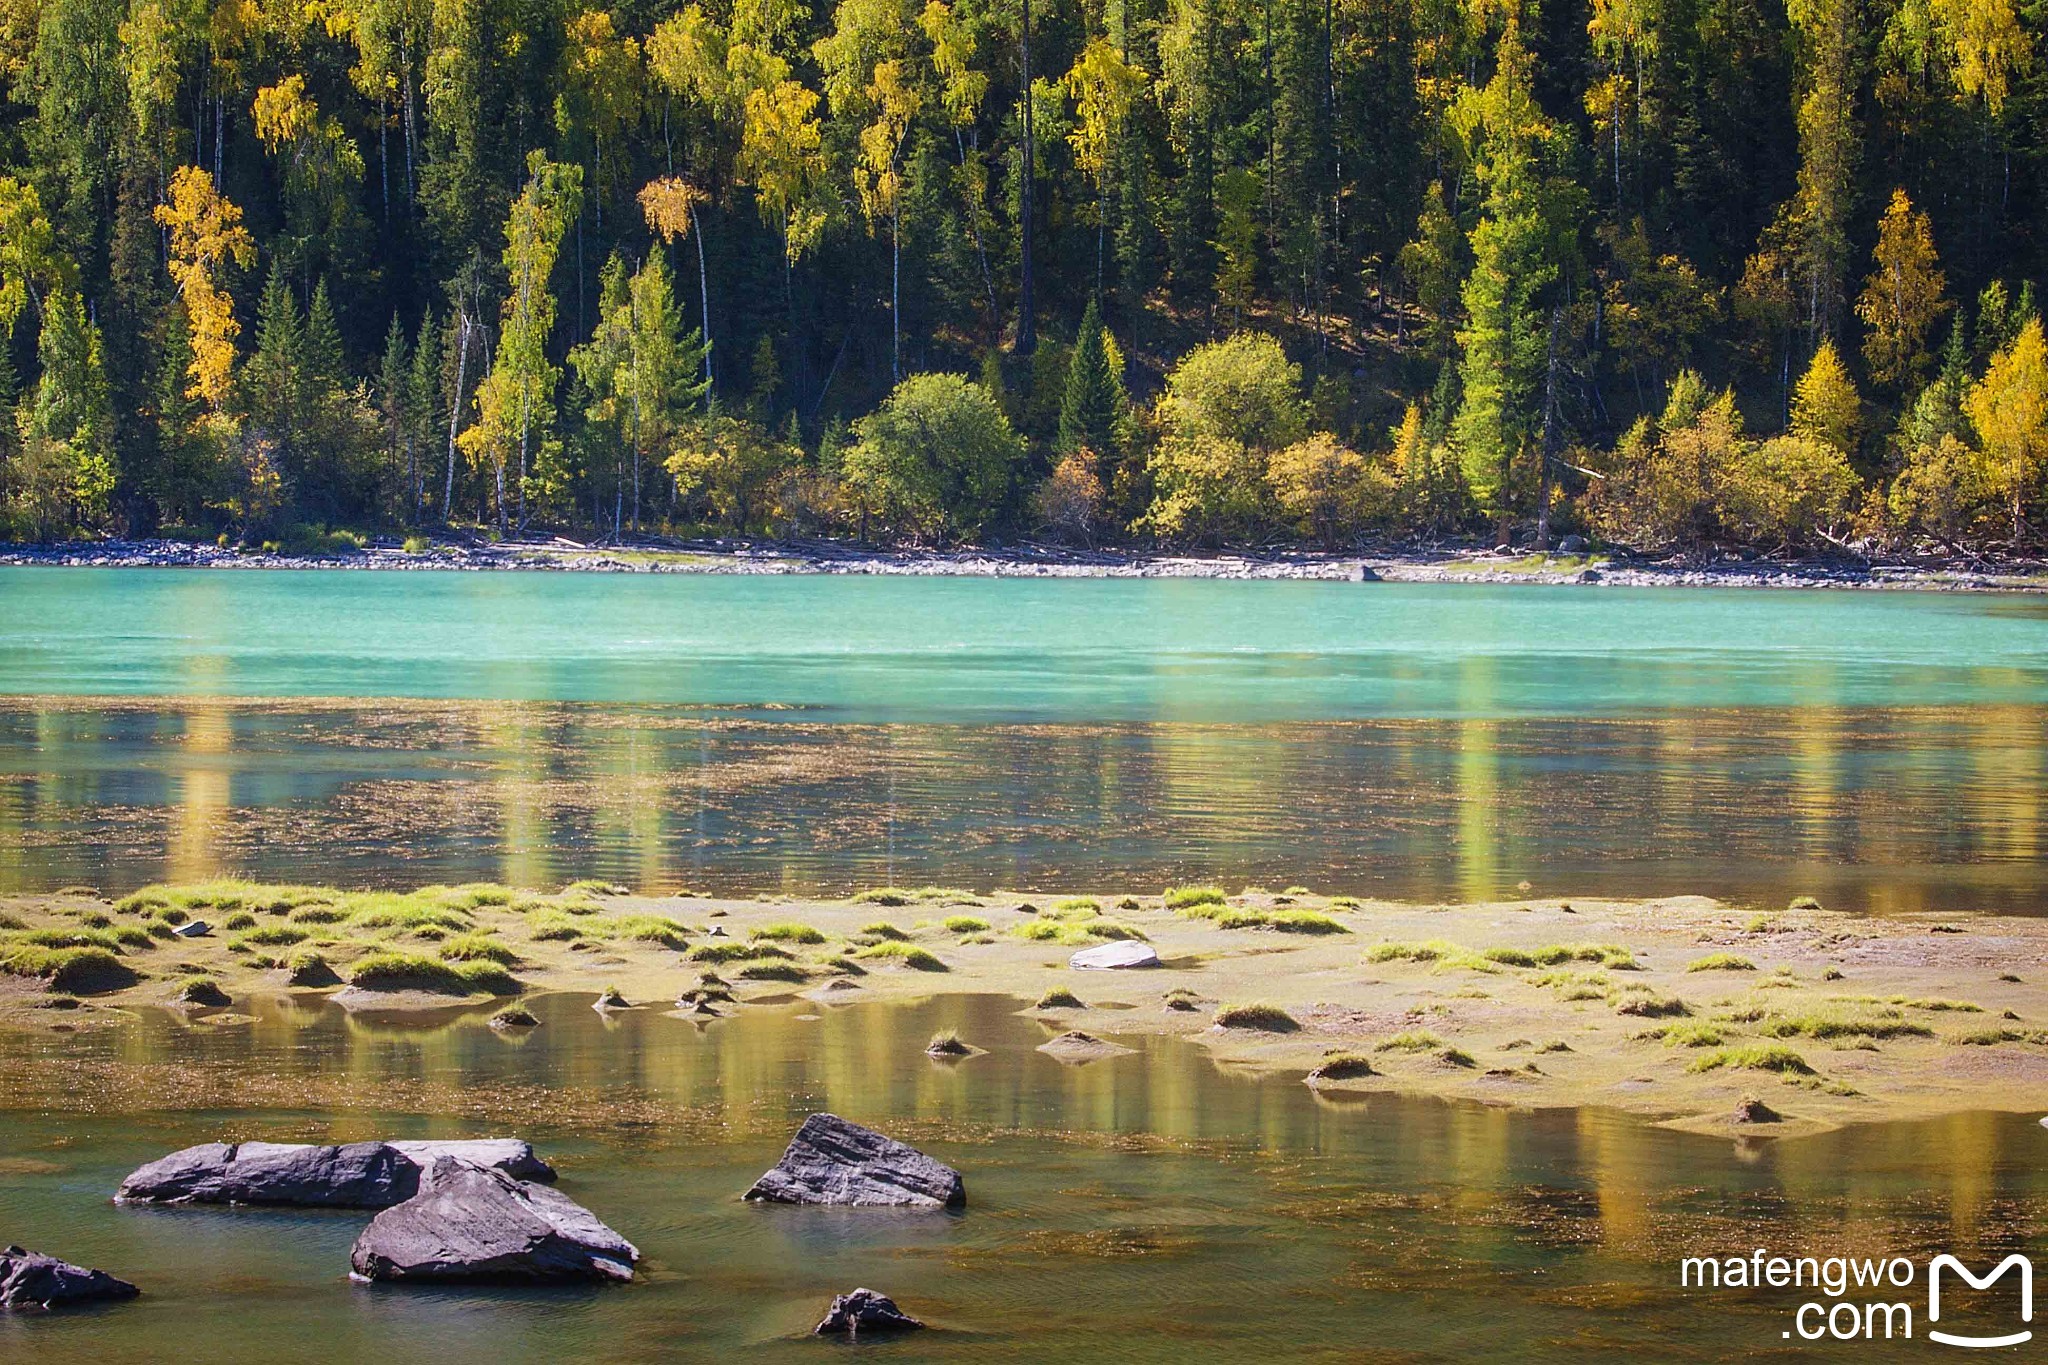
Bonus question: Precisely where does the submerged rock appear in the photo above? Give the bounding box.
[1069,941,1160,970]
[350,1158,637,1284]
[1036,1030,1137,1063]
[0,1246,140,1312]
[744,1113,964,1209]
[116,1138,554,1207]
[814,1288,924,1336]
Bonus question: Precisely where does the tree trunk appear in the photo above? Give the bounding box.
[1017,0,1036,355]
[443,316,470,521]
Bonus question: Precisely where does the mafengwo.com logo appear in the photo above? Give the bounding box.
[1682,1249,2033,1346]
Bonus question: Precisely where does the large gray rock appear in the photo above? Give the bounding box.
[744,1114,964,1209]
[116,1138,554,1207]
[0,1246,139,1312]
[349,1158,637,1284]
[814,1288,924,1336]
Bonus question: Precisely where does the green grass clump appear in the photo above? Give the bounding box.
[287,904,348,925]
[222,912,257,931]
[564,880,628,896]
[11,928,124,952]
[1437,1046,1477,1068]
[752,921,827,944]
[1214,908,1350,934]
[861,921,911,940]
[1212,1001,1299,1031]
[116,880,329,917]
[608,915,690,949]
[344,951,518,996]
[1035,987,1084,1009]
[1687,953,1757,972]
[347,902,472,933]
[1657,1023,1726,1048]
[737,961,811,982]
[111,926,154,950]
[283,950,338,986]
[1613,988,1689,1018]
[233,925,308,947]
[0,944,135,993]
[1947,1027,2030,1046]
[491,1005,539,1027]
[1164,885,1227,910]
[943,915,991,933]
[1745,914,1779,933]
[1480,946,1537,967]
[688,940,793,964]
[438,934,520,966]
[1365,940,1456,964]
[1759,1011,1931,1042]
[1052,897,1103,915]
[1375,1030,1446,1053]
[853,941,946,971]
[927,1028,972,1056]
[1306,1052,1376,1081]
[852,888,912,906]
[1688,1044,1814,1075]
[1531,944,1639,969]
[526,912,585,942]
[1012,918,1145,945]
[1787,895,1823,911]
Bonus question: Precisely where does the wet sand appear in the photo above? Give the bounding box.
[3,882,2044,1137]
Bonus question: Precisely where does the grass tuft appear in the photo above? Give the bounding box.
[1035,987,1084,1009]
[344,951,518,996]
[1212,1001,1299,1031]
[1163,885,1227,910]
[852,941,947,971]
[1687,953,1757,973]
[1688,1044,1814,1075]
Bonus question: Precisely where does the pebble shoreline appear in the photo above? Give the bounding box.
[2,537,2043,592]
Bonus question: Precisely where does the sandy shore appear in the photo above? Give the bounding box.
[4,881,2045,1137]
[4,537,2044,591]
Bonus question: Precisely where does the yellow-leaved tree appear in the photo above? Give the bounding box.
[1964,317,2048,544]
[154,165,256,413]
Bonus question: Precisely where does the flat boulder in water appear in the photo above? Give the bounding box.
[814,1287,924,1336]
[0,1246,140,1312]
[350,1158,637,1284]
[1069,941,1160,970]
[116,1138,554,1207]
[744,1113,964,1209]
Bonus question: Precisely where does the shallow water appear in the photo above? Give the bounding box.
[2,569,2046,912]
[0,994,2041,1362]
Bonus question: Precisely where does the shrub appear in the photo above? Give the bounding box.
[853,941,946,971]
[1164,885,1227,910]
[1687,1045,1814,1075]
[439,934,520,966]
[1212,1001,1298,1031]
[752,921,826,944]
[344,951,518,996]
[943,915,991,933]
[1035,987,1083,1009]
[1437,1046,1477,1068]
[402,535,432,555]
[1687,953,1757,972]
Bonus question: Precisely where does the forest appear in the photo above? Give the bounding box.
[0,0,2043,554]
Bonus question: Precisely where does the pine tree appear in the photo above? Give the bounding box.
[1057,299,1129,459]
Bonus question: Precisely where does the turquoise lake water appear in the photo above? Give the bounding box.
[0,566,2044,911]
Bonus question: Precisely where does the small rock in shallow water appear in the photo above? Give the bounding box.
[744,1113,964,1208]
[814,1288,924,1336]
[1732,1097,1782,1124]
[0,1246,139,1312]
[1036,1031,1137,1062]
[350,1158,637,1284]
